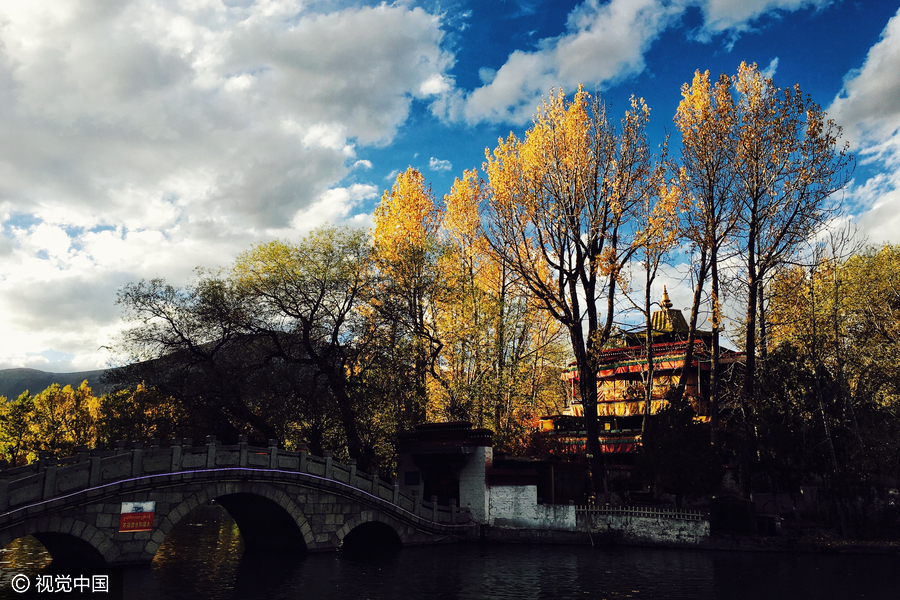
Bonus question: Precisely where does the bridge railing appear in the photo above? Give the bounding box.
[575,505,706,521]
[0,437,470,527]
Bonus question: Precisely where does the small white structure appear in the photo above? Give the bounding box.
[488,476,576,530]
[397,422,495,523]
[397,421,709,546]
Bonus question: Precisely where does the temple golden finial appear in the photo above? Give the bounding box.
[661,286,673,310]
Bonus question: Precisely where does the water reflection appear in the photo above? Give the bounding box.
[0,536,52,595]
[2,506,899,600]
[141,503,246,598]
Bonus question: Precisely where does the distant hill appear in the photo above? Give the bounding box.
[0,368,114,400]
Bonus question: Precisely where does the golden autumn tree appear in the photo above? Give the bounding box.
[0,392,35,466]
[830,245,900,432]
[436,169,492,422]
[373,167,445,429]
[440,169,569,451]
[631,174,682,434]
[767,244,900,409]
[29,381,101,458]
[482,87,658,494]
[730,62,853,401]
[674,70,741,442]
[96,383,189,446]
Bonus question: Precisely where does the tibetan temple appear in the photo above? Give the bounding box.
[540,288,743,458]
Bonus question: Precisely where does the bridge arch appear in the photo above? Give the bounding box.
[336,512,406,552]
[0,518,120,567]
[148,481,316,559]
[215,494,307,552]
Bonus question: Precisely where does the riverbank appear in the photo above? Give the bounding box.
[481,525,900,554]
[705,532,900,554]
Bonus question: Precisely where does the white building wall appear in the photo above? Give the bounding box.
[458,446,492,523]
[488,483,576,531]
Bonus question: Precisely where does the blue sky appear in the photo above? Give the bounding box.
[1,0,899,372]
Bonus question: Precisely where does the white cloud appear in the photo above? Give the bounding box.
[0,0,453,370]
[854,179,900,246]
[420,74,452,95]
[457,0,676,124]
[827,7,900,245]
[0,217,259,370]
[478,67,497,85]
[761,57,779,79]
[429,157,453,172]
[694,0,833,38]
[829,9,900,163]
[17,223,72,261]
[298,122,355,156]
[0,1,451,228]
[290,184,379,233]
[444,0,835,126]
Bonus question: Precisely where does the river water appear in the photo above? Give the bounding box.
[2,506,898,599]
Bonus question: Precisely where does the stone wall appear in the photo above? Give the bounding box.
[578,510,710,547]
[488,483,575,531]
[483,492,709,548]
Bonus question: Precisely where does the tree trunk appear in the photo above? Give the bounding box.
[809,271,839,477]
[758,283,768,362]
[831,265,863,455]
[710,246,722,448]
[676,249,709,401]
[642,273,654,436]
[299,328,366,467]
[744,212,759,410]
[572,327,604,503]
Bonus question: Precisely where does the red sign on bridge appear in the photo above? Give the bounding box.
[119,501,155,532]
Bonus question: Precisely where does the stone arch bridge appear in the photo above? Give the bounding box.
[0,438,474,566]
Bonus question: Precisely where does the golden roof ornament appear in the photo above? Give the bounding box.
[661,286,673,309]
[650,286,689,334]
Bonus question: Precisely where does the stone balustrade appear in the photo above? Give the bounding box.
[0,437,469,527]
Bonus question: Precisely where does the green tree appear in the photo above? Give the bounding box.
[113,225,393,469]
[636,391,722,508]
[96,384,189,447]
[233,225,380,466]
[111,276,288,442]
[740,343,834,492]
[0,392,35,466]
[761,245,900,534]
